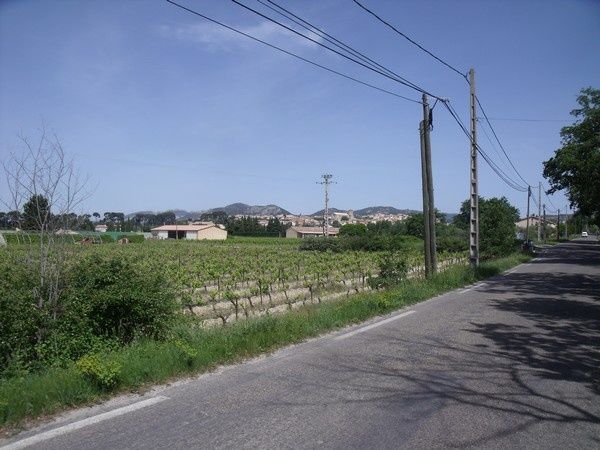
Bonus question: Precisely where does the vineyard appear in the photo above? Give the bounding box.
[2,237,467,327]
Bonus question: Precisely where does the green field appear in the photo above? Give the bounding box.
[0,236,465,324]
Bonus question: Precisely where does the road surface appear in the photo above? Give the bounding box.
[2,239,599,449]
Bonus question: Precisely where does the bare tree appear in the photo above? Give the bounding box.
[2,126,89,336]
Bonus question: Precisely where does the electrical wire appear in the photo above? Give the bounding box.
[475,96,531,188]
[442,101,528,192]
[350,0,535,190]
[483,117,570,123]
[352,0,468,81]
[260,0,414,93]
[231,0,444,100]
[541,181,559,213]
[478,117,516,176]
[165,0,421,103]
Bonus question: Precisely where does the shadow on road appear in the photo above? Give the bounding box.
[268,241,600,447]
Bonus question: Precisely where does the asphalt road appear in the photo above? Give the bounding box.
[3,239,599,449]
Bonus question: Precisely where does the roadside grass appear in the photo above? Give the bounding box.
[0,252,530,431]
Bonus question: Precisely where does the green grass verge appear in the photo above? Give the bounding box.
[0,253,530,431]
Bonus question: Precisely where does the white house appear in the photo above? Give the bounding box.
[515,216,555,230]
[151,222,227,240]
[286,226,339,238]
[94,224,108,233]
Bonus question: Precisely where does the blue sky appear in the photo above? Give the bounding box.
[1,0,598,216]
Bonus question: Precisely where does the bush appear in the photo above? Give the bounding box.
[0,253,178,377]
[64,255,177,344]
[368,252,408,289]
[298,237,341,252]
[0,255,41,375]
[99,234,114,243]
[299,235,422,253]
[338,224,367,236]
[76,354,121,390]
[436,234,468,253]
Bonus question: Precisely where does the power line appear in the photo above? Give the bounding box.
[165,0,421,103]
[352,0,468,81]
[442,101,528,192]
[350,0,535,191]
[483,117,570,123]
[541,181,559,212]
[231,0,444,100]
[478,117,515,175]
[259,0,401,81]
[475,96,531,187]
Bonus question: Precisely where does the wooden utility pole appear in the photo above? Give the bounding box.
[564,206,569,239]
[557,209,560,241]
[468,68,479,267]
[543,204,546,242]
[423,93,437,274]
[420,113,432,278]
[537,182,542,242]
[525,185,531,243]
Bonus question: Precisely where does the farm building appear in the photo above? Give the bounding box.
[151,222,227,240]
[94,224,108,233]
[515,216,555,230]
[286,226,339,238]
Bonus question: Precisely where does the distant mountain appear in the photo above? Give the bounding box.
[126,204,291,220]
[312,206,419,217]
[206,203,291,216]
[354,206,419,217]
[311,208,348,217]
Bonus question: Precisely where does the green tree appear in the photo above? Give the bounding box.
[339,223,367,236]
[23,194,50,230]
[199,210,228,225]
[454,196,519,258]
[404,210,445,239]
[543,87,600,225]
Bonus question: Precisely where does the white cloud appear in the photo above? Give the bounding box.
[158,20,323,51]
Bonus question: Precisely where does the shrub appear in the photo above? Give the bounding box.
[64,255,178,344]
[99,234,114,243]
[436,234,468,253]
[0,253,178,376]
[299,235,422,253]
[173,339,198,368]
[338,224,367,236]
[76,354,121,390]
[298,237,341,252]
[368,252,408,289]
[0,255,42,375]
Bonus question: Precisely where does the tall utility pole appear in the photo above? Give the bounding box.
[317,174,335,237]
[419,120,431,277]
[557,209,560,241]
[420,94,437,276]
[543,204,546,242]
[537,182,542,242]
[468,68,479,267]
[525,185,531,243]
[423,93,437,274]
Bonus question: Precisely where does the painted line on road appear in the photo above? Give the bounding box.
[1,396,169,450]
[334,310,416,340]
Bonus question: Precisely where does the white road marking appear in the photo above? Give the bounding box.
[334,310,416,340]
[1,396,169,450]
